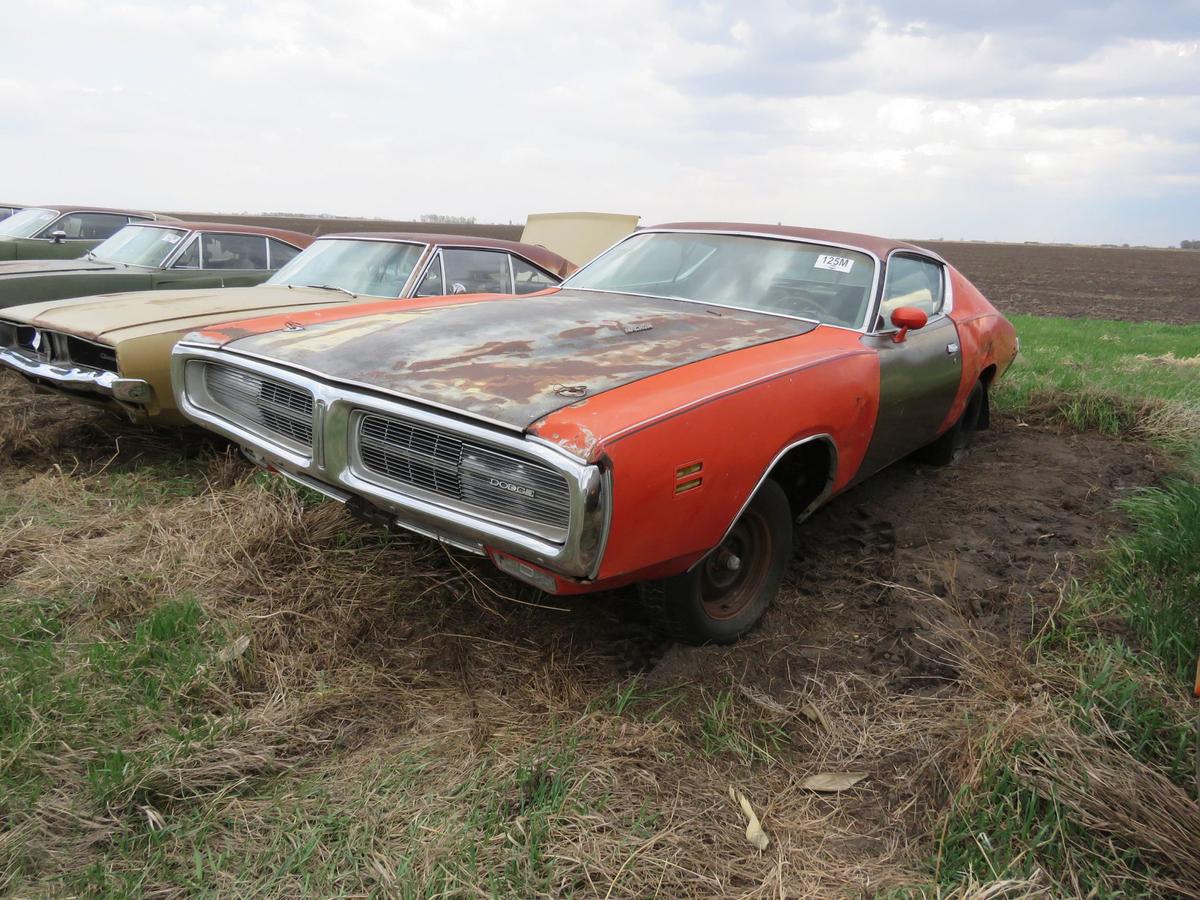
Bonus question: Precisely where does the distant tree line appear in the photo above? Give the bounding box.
[420,214,477,224]
[1182,240,1200,249]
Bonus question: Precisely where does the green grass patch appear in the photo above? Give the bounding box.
[0,593,233,882]
[698,690,789,766]
[1103,481,1200,682]
[932,480,1200,894]
[928,315,1200,895]
[996,314,1200,458]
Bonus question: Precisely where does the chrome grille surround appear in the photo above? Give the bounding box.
[171,344,609,579]
[352,411,572,542]
[199,362,315,450]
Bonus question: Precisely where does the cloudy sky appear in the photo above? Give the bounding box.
[2,0,1197,244]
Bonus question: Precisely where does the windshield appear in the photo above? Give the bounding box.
[266,238,425,297]
[91,225,189,266]
[0,207,58,239]
[565,232,877,328]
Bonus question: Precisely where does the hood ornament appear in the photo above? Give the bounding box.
[622,322,653,335]
[554,384,588,398]
[283,320,305,332]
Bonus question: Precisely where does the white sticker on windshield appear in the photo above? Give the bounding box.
[814,254,853,273]
[161,233,181,243]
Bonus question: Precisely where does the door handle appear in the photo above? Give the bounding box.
[946,342,960,354]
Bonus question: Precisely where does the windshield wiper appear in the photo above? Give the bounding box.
[302,283,357,298]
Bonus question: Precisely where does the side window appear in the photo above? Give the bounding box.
[414,251,445,297]
[40,212,128,240]
[511,256,560,294]
[441,248,512,295]
[172,236,200,269]
[201,233,269,270]
[268,239,301,269]
[879,255,944,323]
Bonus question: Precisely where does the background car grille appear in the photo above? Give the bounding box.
[63,336,117,372]
[203,363,314,447]
[2,325,117,372]
[357,413,571,532]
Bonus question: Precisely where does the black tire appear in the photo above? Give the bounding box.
[641,478,792,645]
[919,380,985,466]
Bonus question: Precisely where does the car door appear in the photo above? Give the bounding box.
[855,252,963,479]
[411,248,515,297]
[29,212,132,259]
[153,233,275,290]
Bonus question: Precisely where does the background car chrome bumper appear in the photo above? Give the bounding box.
[0,346,153,405]
[0,347,121,395]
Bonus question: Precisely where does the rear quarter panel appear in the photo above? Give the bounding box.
[939,266,1019,430]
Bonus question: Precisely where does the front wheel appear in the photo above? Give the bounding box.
[641,479,792,645]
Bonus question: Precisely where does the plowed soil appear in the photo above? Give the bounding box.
[924,240,1200,325]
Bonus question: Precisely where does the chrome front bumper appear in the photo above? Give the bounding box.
[171,343,610,579]
[0,346,151,404]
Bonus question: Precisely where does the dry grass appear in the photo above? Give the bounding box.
[1,373,1197,897]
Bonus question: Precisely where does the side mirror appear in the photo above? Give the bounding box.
[50,229,67,244]
[890,306,928,343]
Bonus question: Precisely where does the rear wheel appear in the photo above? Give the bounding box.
[641,479,792,645]
[920,380,985,466]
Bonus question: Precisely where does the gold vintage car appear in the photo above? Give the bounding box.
[0,231,586,425]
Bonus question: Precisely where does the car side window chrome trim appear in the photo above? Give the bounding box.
[869,249,955,335]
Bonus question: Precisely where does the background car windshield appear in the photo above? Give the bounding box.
[267,239,424,297]
[565,232,876,328]
[0,208,58,238]
[92,225,188,266]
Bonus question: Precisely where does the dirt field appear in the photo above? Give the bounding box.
[924,240,1200,325]
[0,372,1171,893]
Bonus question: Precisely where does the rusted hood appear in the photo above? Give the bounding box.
[1,285,352,343]
[0,258,116,277]
[218,289,815,431]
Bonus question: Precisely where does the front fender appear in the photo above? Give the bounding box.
[591,350,879,582]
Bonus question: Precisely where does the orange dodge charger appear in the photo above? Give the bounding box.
[171,224,1018,644]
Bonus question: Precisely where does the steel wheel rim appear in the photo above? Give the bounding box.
[700,509,772,620]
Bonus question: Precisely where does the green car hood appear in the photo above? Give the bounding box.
[0,258,120,277]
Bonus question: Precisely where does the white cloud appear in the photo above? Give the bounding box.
[0,0,1196,244]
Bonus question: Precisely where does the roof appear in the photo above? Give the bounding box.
[138,220,314,247]
[35,204,169,219]
[645,222,941,261]
[320,231,576,278]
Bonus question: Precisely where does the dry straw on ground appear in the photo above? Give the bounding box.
[1,373,1195,897]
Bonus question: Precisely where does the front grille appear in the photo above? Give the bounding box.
[202,363,314,448]
[2,325,116,372]
[357,412,571,532]
[64,336,117,372]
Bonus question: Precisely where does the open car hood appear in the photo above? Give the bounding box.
[217,288,816,431]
